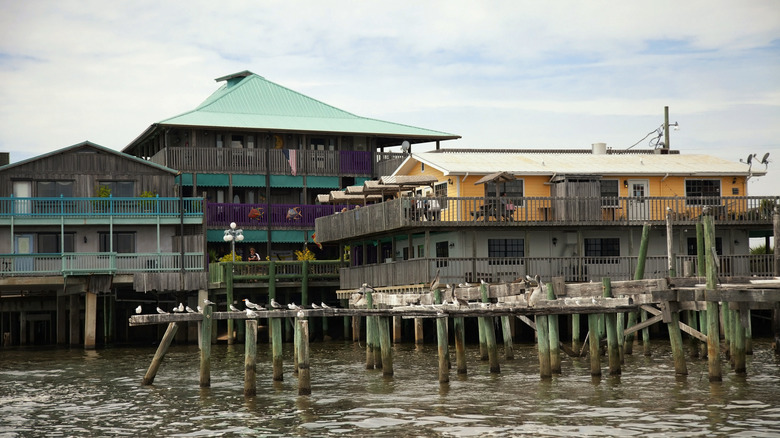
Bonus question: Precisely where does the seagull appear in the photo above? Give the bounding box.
[177,303,185,313]
[245,308,259,318]
[244,298,262,310]
[288,302,302,311]
[455,297,469,308]
[203,299,215,306]
[229,304,241,312]
[528,275,544,307]
[156,307,168,314]
[270,298,282,309]
[361,282,375,291]
[480,278,488,286]
[429,269,440,292]
[296,309,305,318]
[135,305,142,314]
[311,303,321,309]
[197,305,203,313]
[172,305,182,313]
[321,302,331,309]
[185,306,196,313]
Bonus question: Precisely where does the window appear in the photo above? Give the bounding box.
[585,238,620,263]
[687,237,722,256]
[37,181,73,197]
[488,239,524,264]
[231,135,244,148]
[98,181,135,198]
[488,179,524,206]
[435,241,449,267]
[99,232,136,253]
[38,233,75,253]
[434,182,448,198]
[686,179,721,205]
[402,247,409,260]
[600,180,619,207]
[417,244,425,258]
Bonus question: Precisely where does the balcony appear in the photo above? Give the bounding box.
[0,196,204,226]
[207,202,356,229]
[338,254,776,289]
[0,252,204,277]
[315,195,779,242]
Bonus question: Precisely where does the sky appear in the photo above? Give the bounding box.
[1,1,778,197]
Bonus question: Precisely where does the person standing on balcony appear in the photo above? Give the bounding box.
[427,192,441,221]
[247,247,261,261]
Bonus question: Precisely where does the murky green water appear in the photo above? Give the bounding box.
[1,340,779,437]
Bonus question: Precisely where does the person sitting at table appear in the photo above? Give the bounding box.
[247,247,261,261]
[499,192,514,221]
[426,192,441,221]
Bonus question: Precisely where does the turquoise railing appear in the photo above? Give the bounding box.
[0,196,203,217]
[0,252,204,276]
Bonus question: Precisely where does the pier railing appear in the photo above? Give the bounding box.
[208,260,345,285]
[0,196,204,221]
[315,195,779,241]
[338,254,776,289]
[0,252,204,276]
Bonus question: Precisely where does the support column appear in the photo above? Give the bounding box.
[537,313,551,379]
[571,313,581,352]
[379,317,393,376]
[200,305,213,387]
[19,311,27,346]
[69,294,80,346]
[142,322,179,385]
[603,278,621,375]
[703,211,722,381]
[84,292,97,349]
[454,317,467,374]
[734,305,747,375]
[297,320,311,396]
[244,319,258,397]
[437,313,449,383]
[547,283,560,374]
[393,315,402,343]
[501,316,514,360]
[588,313,601,377]
[57,295,67,345]
[667,306,687,375]
[197,289,208,348]
[271,317,283,381]
[626,223,651,355]
[414,318,424,344]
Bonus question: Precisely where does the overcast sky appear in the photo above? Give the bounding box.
[1,1,778,195]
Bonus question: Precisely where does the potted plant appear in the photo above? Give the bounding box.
[139,190,156,212]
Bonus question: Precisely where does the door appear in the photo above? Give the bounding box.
[628,179,649,220]
[14,234,34,272]
[12,181,32,214]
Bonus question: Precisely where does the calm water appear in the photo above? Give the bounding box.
[1,339,779,437]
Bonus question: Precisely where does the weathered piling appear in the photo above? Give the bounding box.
[667,305,688,375]
[142,322,178,385]
[271,317,283,381]
[244,319,257,397]
[537,312,551,379]
[454,316,467,374]
[666,210,677,278]
[698,309,708,358]
[571,313,581,351]
[703,211,722,381]
[414,318,424,344]
[379,317,393,376]
[641,309,651,356]
[734,305,747,374]
[480,282,500,373]
[393,316,402,343]
[226,262,234,345]
[626,223,651,355]
[501,316,514,360]
[200,306,213,387]
[297,319,311,395]
[437,314,449,383]
[588,314,601,376]
[686,311,700,359]
[352,315,360,342]
[365,290,375,369]
[478,318,488,360]
[294,317,300,375]
[547,283,561,374]
[603,278,621,375]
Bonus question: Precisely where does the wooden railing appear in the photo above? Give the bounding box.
[0,196,204,219]
[316,195,780,241]
[338,254,776,289]
[206,203,358,228]
[0,252,204,276]
[208,260,345,285]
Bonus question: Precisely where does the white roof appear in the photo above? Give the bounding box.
[393,150,763,177]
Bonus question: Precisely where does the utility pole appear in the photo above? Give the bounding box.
[664,106,670,151]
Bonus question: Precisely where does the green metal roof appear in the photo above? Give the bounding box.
[154,72,459,139]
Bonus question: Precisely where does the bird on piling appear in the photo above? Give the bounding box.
[527,274,545,307]
[288,302,302,311]
[321,302,331,310]
[177,303,185,313]
[270,298,282,309]
[245,308,259,318]
[135,305,142,314]
[429,269,440,292]
[311,303,321,309]
[229,304,241,312]
[203,299,215,306]
[197,305,203,313]
[172,305,182,313]
[296,309,305,318]
[156,307,168,314]
[244,298,261,310]
[185,306,196,313]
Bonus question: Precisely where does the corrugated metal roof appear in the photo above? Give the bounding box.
[395,150,762,177]
[157,72,459,139]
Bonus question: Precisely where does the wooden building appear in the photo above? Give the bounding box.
[0,141,206,347]
[315,146,778,290]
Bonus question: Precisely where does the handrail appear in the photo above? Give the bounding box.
[0,196,204,217]
[0,252,204,276]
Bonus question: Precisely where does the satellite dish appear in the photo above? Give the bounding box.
[401,141,411,154]
[760,152,770,165]
[746,154,753,165]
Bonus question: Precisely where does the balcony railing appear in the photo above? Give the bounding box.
[338,254,776,289]
[207,202,357,228]
[0,196,204,219]
[153,147,376,176]
[208,260,345,284]
[0,252,204,277]
[316,195,780,241]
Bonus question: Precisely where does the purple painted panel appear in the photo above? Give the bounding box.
[207,203,358,228]
[339,150,372,175]
[207,203,268,227]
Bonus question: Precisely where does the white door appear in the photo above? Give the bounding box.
[12,181,32,214]
[628,180,649,220]
[14,234,34,272]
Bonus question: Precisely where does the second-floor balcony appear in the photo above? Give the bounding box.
[151,147,404,177]
[0,252,204,277]
[316,195,779,242]
[207,202,356,229]
[0,196,204,226]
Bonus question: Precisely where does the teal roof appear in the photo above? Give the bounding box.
[154,71,459,139]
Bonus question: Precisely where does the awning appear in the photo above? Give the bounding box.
[474,171,515,185]
[270,175,304,188]
[176,173,193,186]
[206,229,314,243]
[197,173,230,187]
[306,176,340,188]
[232,174,265,187]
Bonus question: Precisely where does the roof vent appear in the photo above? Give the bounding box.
[0,152,9,166]
[592,143,607,155]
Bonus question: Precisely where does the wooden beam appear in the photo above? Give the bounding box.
[623,314,663,337]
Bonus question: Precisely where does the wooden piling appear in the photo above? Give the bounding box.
[454,317,467,374]
[414,318,424,344]
[479,283,500,373]
[571,313,581,351]
[478,318,488,360]
[200,306,212,387]
[244,319,257,397]
[537,314,551,379]
[687,311,700,359]
[352,315,360,342]
[437,313,449,383]
[297,319,311,395]
[271,317,283,381]
[365,290,375,369]
[379,317,393,376]
[226,262,234,345]
[393,315,402,343]
[734,305,747,374]
[626,223,651,355]
[143,322,178,385]
[667,307,688,375]
[501,316,514,360]
[294,317,300,375]
[588,313,601,376]
[698,308,708,358]
[301,260,309,307]
[603,278,621,375]
[703,211,722,381]
[546,283,561,373]
[666,211,676,278]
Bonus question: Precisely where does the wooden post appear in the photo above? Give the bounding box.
[454,317,467,374]
[301,260,309,307]
[667,305,688,375]
[69,294,80,346]
[478,282,488,361]
[414,318,424,344]
[393,315,402,343]
[379,317,393,376]
[143,322,178,385]
[616,312,625,363]
[641,309,651,356]
[603,278,621,375]
[200,305,213,387]
[626,223,651,354]
[294,317,300,375]
[699,308,708,358]
[696,223,706,276]
[547,283,561,373]
[84,291,97,349]
[437,313,449,383]
[244,319,257,397]
[479,282,500,373]
[268,261,276,342]
[687,311,700,359]
[372,311,382,369]
[297,319,311,395]
[571,313,581,352]
[588,313,601,376]
[501,316,514,360]
[365,290,375,369]
[537,314,551,379]
[666,207,676,278]
[734,305,747,374]
[271,317,283,381]
[226,262,234,345]
[703,211,722,381]
[352,315,360,342]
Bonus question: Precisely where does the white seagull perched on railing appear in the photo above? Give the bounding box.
[229,304,241,312]
[245,308,259,318]
[244,298,261,310]
[270,298,282,309]
[311,303,321,309]
[156,307,168,314]
[185,306,196,313]
[203,299,215,306]
[527,274,545,307]
[296,309,305,318]
[288,302,302,311]
[321,302,331,310]
[135,305,142,314]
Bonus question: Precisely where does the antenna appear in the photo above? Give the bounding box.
[760,152,770,167]
[401,141,411,155]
